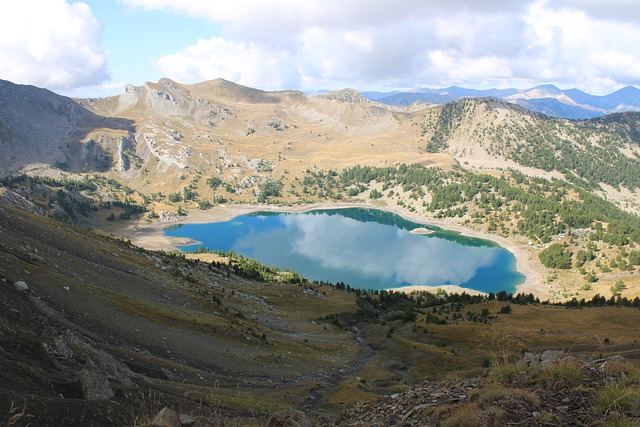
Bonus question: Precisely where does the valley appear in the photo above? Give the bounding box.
[2,200,640,426]
[3,77,640,303]
[1,78,640,425]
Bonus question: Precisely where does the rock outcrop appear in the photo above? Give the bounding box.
[0,188,45,215]
[338,353,639,426]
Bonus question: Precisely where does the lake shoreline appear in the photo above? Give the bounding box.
[126,201,548,299]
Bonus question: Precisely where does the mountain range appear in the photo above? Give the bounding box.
[2,77,640,214]
[2,77,640,425]
[362,84,640,119]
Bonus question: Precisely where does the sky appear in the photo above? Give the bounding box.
[1,0,640,98]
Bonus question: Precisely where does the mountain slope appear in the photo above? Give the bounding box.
[512,97,601,120]
[0,199,364,425]
[0,79,135,174]
[71,79,451,196]
[2,78,640,214]
[416,97,640,198]
[3,197,640,425]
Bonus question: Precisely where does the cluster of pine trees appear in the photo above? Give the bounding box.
[298,162,640,281]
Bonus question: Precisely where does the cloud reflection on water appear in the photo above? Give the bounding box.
[282,214,499,286]
[234,213,500,287]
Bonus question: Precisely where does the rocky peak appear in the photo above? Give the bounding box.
[320,88,371,104]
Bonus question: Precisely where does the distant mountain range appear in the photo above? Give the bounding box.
[361,84,640,119]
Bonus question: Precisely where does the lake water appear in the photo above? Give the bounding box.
[164,208,524,294]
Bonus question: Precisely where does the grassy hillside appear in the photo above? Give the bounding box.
[1,201,639,425]
[2,79,640,424]
[0,202,359,424]
[419,98,640,195]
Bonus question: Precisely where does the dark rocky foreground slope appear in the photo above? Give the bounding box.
[146,350,640,426]
[1,196,639,426]
[0,200,363,425]
[337,351,640,427]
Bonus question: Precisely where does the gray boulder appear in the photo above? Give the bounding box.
[268,408,313,427]
[80,360,114,400]
[13,280,29,291]
[150,407,179,427]
[540,350,563,370]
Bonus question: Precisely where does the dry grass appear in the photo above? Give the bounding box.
[479,304,640,357]
[440,403,484,427]
[596,385,640,415]
[474,385,540,406]
[537,360,586,388]
[321,301,640,411]
[1,402,34,427]
[603,359,640,385]
[600,418,640,427]
[486,362,528,385]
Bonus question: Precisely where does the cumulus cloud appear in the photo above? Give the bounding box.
[0,0,109,90]
[124,0,640,92]
[518,1,640,91]
[554,0,640,23]
[153,37,300,89]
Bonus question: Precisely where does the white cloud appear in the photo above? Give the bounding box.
[124,0,640,92]
[554,0,640,23]
[61,81,125,99]
[153,37,300,89]
[519,1,640,91]
[0,0,109,90]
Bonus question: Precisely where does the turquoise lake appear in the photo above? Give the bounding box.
[164,208,524,294]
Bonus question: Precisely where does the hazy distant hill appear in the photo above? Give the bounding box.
[362,87,518,107]
[364,84,640,119]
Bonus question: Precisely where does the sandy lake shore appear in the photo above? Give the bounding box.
[125,202,548,299]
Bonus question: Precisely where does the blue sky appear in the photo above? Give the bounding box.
[2,0,640,98]
[81,0,220,90]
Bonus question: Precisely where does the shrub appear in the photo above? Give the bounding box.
[168,192,182,203]
[499,305,512,314]
[206,176,222,189]
[611,280,627,296]
[475,385,540,406]
[441,403,483,427]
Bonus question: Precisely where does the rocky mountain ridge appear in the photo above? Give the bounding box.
[1,77,640,214]
[0,79,135,174]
